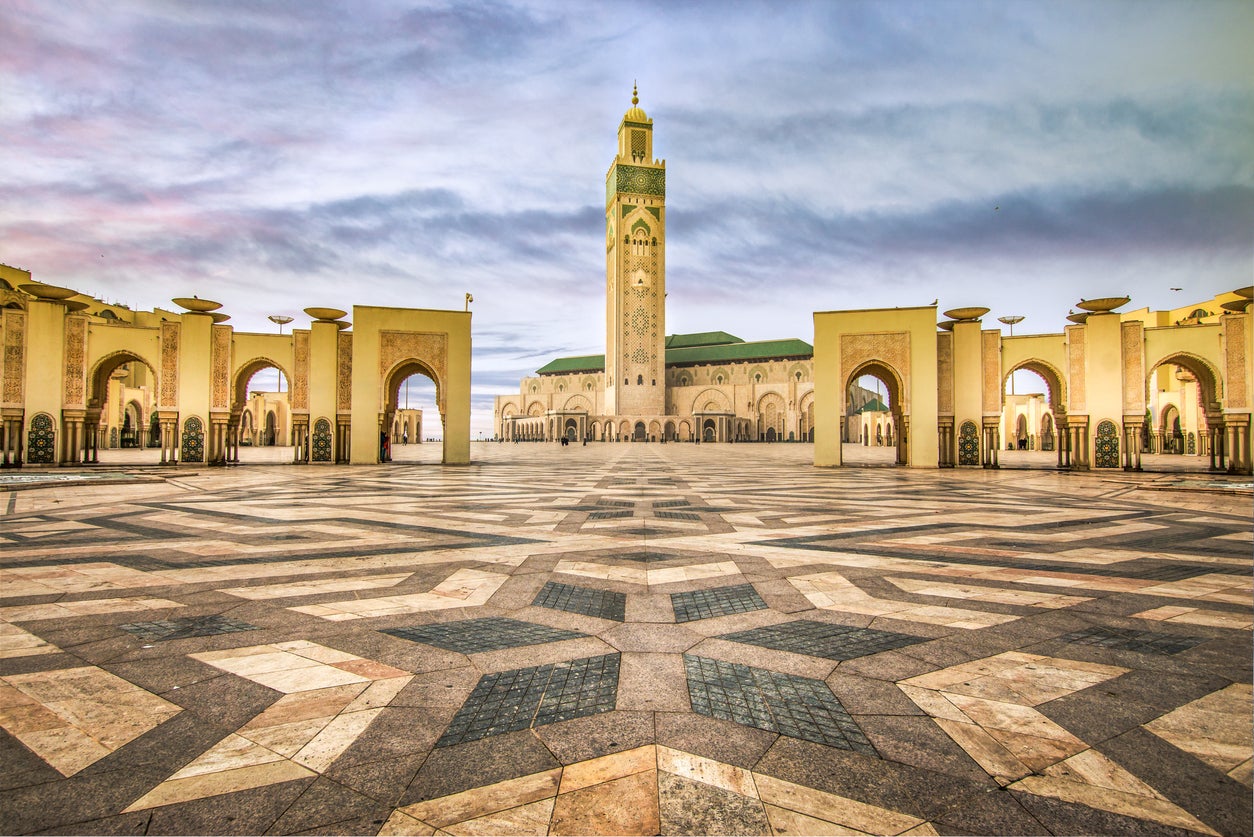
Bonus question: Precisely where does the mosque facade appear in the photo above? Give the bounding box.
[494,90,874,443]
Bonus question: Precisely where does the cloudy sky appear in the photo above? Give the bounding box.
[3,0,1252,436]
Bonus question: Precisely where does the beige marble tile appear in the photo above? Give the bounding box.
[1009,775,1220,836]
[124,760,316,812]
[549,769,659,836]
[400,769,562,829]
[170,733,287,780]
[0,665,181,776]
[0,623,59,658]
[441,797,556,836]
[0,596,182,622]
[289,568,507,620]
[376,810,436,836]
[754,774,925,835]
[558,744,655,794]
[763,803,873,835]
[657,745,757,798]
[220,572,413,600]
[1144,683,1253,780]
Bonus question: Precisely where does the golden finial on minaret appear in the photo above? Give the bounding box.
[632,81,638,106]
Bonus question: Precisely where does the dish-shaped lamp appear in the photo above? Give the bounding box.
[1075,296,1130,313]
[1221,299,1251,313]
[172,297,223,312]
[942,306,990,321]
[335,321,351,330]
[937,320,956,331]
[1233,286,1253,299]
[20,283,79,300]
[304,307,347,321]
[1066,312,1090,324]
[63,301,90,313]
[210,312,231,323]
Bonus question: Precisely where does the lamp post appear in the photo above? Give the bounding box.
[998,315,1024,395]
[268,315,293,393]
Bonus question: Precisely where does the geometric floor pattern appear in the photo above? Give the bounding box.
[0,444,1250,836]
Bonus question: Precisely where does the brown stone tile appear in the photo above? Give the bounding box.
[263,776,392,836]
[534,710,655,765]
[856,714,993,784]
[825,671,927,716]
[143,776,314,835]
[615,651,690,712]
[658,771,770,835]
[600,622,703,653]
[655,711,777,770]
[687,636,837,680]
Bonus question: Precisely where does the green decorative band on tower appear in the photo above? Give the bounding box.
[622,121,653,130]
[612,164,666,199]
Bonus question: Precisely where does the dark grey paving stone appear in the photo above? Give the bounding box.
[116,614,259,642]
[401,729,560,807]
[658,771,769,835]
[144,777,314,836]
[719,619,928,661]
[534,710,655,765]
[33,810,153,835]
[436,652,619,747]
[655,711,778,771]
[263,776,392,836]
[656,510,701,521]
[323,753,426,808]
[589,509,633,520]
[382,616,586,654]
[672,584,767,622]
[683,654,876,754]
[1057,625,1207,656]
[930,790,1048,836]
[616,550,681,563]
[533,580,626,622]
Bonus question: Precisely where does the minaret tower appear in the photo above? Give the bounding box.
[605,84,667,418]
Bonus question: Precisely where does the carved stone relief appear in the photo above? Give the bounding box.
[936,333,953,415]
[3,310,27,406]
[1066,326,1086,414]
[1121,321,1145,415]
[336,332,353,413]
[211,325,231,410]
[840,332,910,411]
[378,330,448,410]
[292,331,310,411]
[1223,315,1249,410]
[160,322,179,408]
[63,316,87,407]
[981,331,1000,415]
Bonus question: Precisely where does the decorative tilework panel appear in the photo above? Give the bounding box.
[684,655,876,753]
[382,617,587,654]
[437,653,619,747]
[181,416,204,463]
[26,413,55,464]
[533,581,626,622]
[718,620,927,661]
[672,584,767,622]
[1094,419,1120,468]
[958,420,980,466]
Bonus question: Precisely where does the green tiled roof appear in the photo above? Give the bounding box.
[535,337,813,375]
[535,354,605,375]
[665,338,813,366]
[665,331,743,349]
[854,397,890,414]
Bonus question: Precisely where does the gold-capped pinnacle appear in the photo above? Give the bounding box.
[632,81,638,106]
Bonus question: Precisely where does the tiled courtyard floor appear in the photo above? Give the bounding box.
[0,443,1250,836]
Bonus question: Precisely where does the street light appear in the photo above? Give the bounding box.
[268,315,293,393]
[998,315,1024,395]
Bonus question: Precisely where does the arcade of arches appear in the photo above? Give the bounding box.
[0,267,470,467]
[813,292,1253,474]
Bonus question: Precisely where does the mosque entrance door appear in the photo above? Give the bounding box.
[565,419,578,441]
[633,421,647,441]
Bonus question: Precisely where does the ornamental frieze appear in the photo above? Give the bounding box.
[63,315,87,407]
